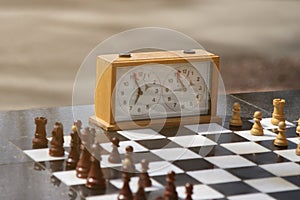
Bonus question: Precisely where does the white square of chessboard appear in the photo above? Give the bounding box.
[221,141,270,155]
[150,148,201,161]
[234,130,277,142]
[187,169,240,184]
[117,129,165,141]
[136,161,184,176]
[244,177,299,193]
[47,136,71,147]
[24,148,68,162]
[100,140,147,154]
[205,155,256,169]
[274,149,300,162]
[227,193,276,200]
[110,176,163,192]
[260,162,300,177]
[168,135,216,148]
[100,155,123,168]
[53,170,86,186]
[249,118,295,129]
[177,184,224,200]
[287,137,300,145]
[185,123,231,135]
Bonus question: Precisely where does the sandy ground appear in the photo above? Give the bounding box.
[0,0,300,111]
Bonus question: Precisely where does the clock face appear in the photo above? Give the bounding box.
[163,65,206,112]
[116,68,162,116]
[114,62,211,122]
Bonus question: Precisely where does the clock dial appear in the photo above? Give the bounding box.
[116,67,162,117]
[163,65,206,112]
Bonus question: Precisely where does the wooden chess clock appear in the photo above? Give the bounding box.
[89,49,221,131]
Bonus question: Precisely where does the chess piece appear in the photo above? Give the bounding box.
[296,118,300,136]
[49,122,65,157]
[133,184,147,200]
[86,142,106,190]
[122,146,136,174]
[108,137,121,163]
[66,125,81,170]
[32,117,48,149]
[229,102,242,127]
[118,172,133,200]
[163,171,178,200]
[296,141,300,156]
[74,120,82,150]
[274,121,288,147]
[138,159,152,188]
[271,99,285,125]
[185,183,193,200]
[251,111,264,136]
[76,127,92,178]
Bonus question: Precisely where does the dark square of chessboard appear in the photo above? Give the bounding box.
[70,182,119,198]
[269,190,300,200]
[152,173,200,186]
[157,126,198,137]
[205,132,247,144]
[132,151,164,163]
[10,138,36,150]
[255,140,297,151]
[189,145,234,157]
[136,138,181,150]
[227,166,274,180]
[224,119,254,131]
[172,158,215,172]
[242,152,290,165]
[209,181,259,196]
[268,126,297,138]
[103,131,129,142]
[38,160,69,173]
[284,176,300,187]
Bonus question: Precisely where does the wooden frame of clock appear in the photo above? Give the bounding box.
[89,49,221,131]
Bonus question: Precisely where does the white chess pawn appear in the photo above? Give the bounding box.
[271,99,285,125]
[251,111,263,136]
[230,102,242,127]
[274,121,288,147]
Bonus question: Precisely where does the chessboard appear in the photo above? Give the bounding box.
[11,115,300,200]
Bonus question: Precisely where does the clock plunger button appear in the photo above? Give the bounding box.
[183,49,196,54]
[119,52,131,58]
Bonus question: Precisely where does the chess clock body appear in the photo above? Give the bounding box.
[90,50,221,131]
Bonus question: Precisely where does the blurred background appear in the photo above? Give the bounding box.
[1,0,299,111]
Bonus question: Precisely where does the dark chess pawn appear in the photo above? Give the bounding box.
[133,184,147,200]
[185,183,193,200]
[49,122,65,157]
[163,171,178,200]
[74,120,82,150]
[108,137,121,163]
[76,127,92,178]
[118,172,133,200]
[66,124,81,170]
[32,117,48,149]
[86,142,106,190]
[122,146,136,174]
[138,159,152,188]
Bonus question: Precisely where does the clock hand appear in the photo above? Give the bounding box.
[133,73,143,105]
[177,70,187,92]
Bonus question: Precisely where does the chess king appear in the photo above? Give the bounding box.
[271,99,285,125]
